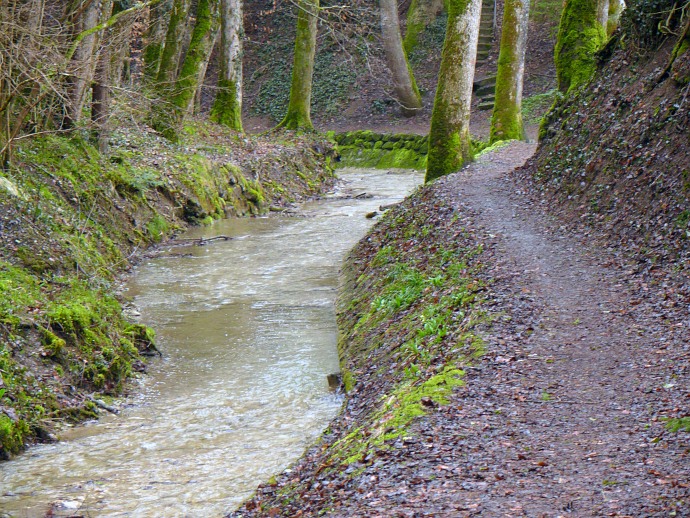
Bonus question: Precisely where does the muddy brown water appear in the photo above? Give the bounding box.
[0,169,423,517]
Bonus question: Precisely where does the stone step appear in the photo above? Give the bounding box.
[477,99,495,111]
[477,42,492,52]
[474,83,495,97]
[473,74,497,89]
[478,35,494,44]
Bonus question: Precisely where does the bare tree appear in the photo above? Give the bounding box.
[380,0,422,116]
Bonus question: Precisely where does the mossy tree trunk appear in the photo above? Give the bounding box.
[554,0,606,93]
[381,0,423,116]
[597,0,609,30]
[210,0,244,131]
[607,0,624,35]
[425,0,482,183]
[403,0,446,54]
[276,0,319,131]
[490,0,529,143]
[143,0,173,82]
[91,0,134,152]
[151,0,219,140]
[153,0,190,93]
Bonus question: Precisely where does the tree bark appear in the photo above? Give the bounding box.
[143,0,173,82]
[155,0,190,89]
[276,0,319,131]
[490,0,529,143]
[403,0,445,54]
[152,0,219,140]
[380,0,422,116]
[210,0,243,131]
[425,0,482,183]
[597,0,609,31]
[64,0,107,128]
[554,0,606,93]
[607,0,624,35]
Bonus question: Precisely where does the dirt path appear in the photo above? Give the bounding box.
[328,143,690,516]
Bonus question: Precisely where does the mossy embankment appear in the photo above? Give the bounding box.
[332,130,489,170]
[0,122,335,458]
[232,176,499,516]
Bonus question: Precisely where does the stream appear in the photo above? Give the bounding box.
[0,169,423,517]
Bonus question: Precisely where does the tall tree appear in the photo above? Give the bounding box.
[425,0,482,183]
[154,0,190,93]
[403,0,446,54]
[554,0,606,93]
[143,0,173,82]
[380,0,422,116]
[210,0,244,131]
[64,0,113,128]
[490,0,529,143]
[151,0,220,140]
[276,0,319,131]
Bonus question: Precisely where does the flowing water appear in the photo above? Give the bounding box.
[0,169,423,517]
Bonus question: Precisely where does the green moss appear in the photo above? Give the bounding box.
[210,79,243,131]
[0,414,30,457]
[146,215,170,242]
[334,131,429,170]
[554,0,606,93]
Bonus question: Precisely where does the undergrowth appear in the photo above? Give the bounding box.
[329,187,491,468]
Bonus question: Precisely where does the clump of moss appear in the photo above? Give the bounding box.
[554,0,606,93]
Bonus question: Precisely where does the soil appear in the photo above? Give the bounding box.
[232,141,690,516]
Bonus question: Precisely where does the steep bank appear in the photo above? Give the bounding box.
[518,35,690,295]
[0,123,335,457]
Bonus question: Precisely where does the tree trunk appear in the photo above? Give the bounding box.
[143,0,173,82]
[64,0,106,128]
[607,0,624,35]
[425,0,482,183]
[155,0,190,89]
[403,0,445,54]
[276,0,319,131]
[381,0,422,116]
[490,0,529,143]
[597,0,609,32]
[210,0,243,131]
[92,59,110,152]
[152,0,219,140]
[554,0,606,93]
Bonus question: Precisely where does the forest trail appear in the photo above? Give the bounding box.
[330,142,690,517]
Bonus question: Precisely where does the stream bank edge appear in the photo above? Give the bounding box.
[0,123,336,457]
